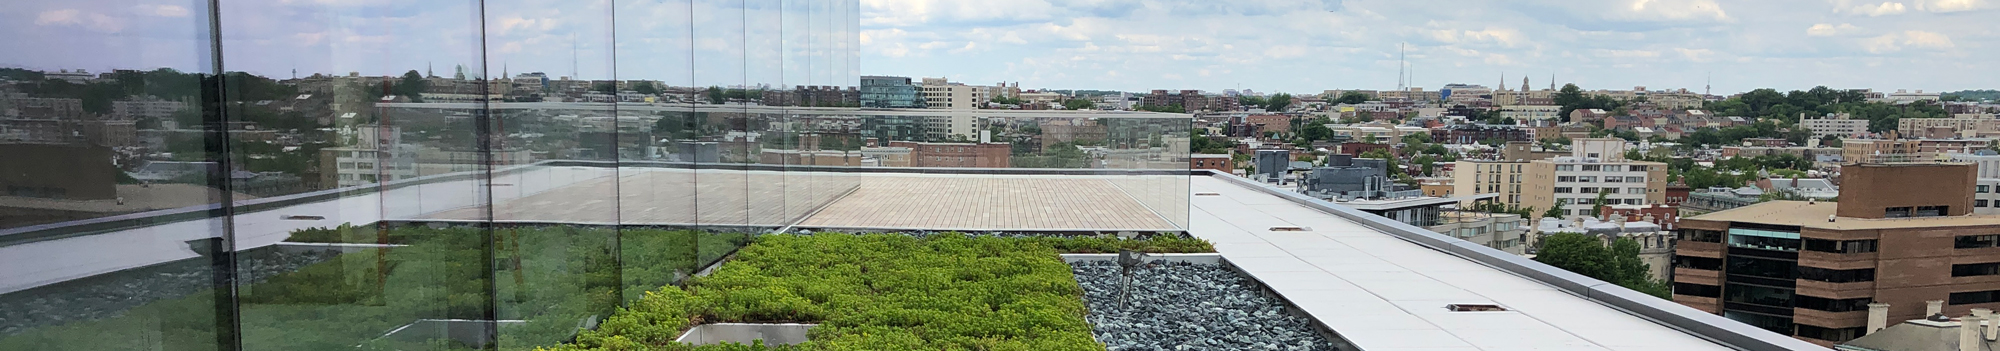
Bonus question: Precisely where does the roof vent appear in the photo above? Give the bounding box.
[1195,192,1221,196]
[1446,304,1508,312]
[1269,226,1310,232]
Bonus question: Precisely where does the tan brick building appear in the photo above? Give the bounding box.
[1673,162,2000,346]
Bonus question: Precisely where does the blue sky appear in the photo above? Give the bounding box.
[2,0,1993,95]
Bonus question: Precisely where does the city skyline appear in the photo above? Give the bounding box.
[3,0,1994,95]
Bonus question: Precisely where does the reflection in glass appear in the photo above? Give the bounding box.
[1,0,1197,350]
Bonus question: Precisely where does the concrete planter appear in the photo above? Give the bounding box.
[372,319,526,349]
[673,323,817,346]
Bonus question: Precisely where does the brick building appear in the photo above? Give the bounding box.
[890,141,1011,168]
[1673,162,2000,346]
[1190,153,1233,173]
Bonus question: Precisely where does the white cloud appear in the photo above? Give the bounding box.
[1914,0,1992,12]
[1839,2,1908,16]
[34,9,125,33]
[135,4,191,17]
[1861,30,1956,53]
[1806,23,1863,36]
[1627,0,1732,21]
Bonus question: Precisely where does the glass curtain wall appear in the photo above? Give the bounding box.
[0,0,1190,350]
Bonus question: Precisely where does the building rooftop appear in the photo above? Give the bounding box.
[1688,200,2000,230]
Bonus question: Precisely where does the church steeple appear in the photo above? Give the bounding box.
[1521,76,1530,93]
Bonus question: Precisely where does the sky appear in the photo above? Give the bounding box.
[1,0,1993,95]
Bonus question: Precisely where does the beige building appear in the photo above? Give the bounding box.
[1454,138,1668,218]
[919,78,987,110]
[1801,113,1869,139]
[1454,160,1535,206]
[1897,117,2000,139]
[1842,139,1922,164]
[1500,105,1562,121]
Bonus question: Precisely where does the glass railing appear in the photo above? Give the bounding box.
[0,1,1192,350]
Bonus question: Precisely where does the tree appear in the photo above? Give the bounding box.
[1535,233,1670,298]
[1360,149,1402,178]
[1239,95,1268,108]
[1544,202,1565,219]
[393,70,427,102]
[1266,93,1294,111]
[1062,99,1095,110]
[1334,91,1370,105]
[632,81,661,95]
[1589,190,1610,217]
[1299,123,1333,143]
[705,86,726,104]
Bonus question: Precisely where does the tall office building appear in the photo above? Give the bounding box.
[1675,162,2000,346]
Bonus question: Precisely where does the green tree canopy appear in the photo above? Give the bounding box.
[1334,91,1370,105]
[1265,93,1293,111]
[1535,233,1669,298]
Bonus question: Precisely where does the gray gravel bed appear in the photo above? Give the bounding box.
[0,247,343,336]
[1071,260,1334,351]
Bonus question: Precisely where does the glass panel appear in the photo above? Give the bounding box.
[0,1,227,349]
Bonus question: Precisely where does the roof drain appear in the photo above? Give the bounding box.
[1446,304,1508,312]
[1268,226,1309,232]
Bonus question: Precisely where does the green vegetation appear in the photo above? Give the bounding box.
[1264,93,1293,111]
[552,233,1213,351]
[1135,104,1185,113]
[1061,99,1094,110]
[1331,91,1370,105]
[1,225,749,351]
[1534,233,1671,299]
[1706,87,1948,133]
[1553,83,1624,120]
[1944,90,2000,102]
[1190,132,1235,154]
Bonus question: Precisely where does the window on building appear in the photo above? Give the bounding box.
[1795,324,1866,343]
[1951,290,2000,305]
[1630,187,1647,195]
[1604,177,1623,183]
[1555,187,1573,194]
[1578,176,1596,182]
[1953,262,2000,277]
[1804,239,1878,253]
[1916,206,1948,217]
[1580,187,1598,194]
[1798,267,1875,283]
[1795,296,1873,312]
[1957,235,2000,249]
[1625,199,1642,205]
[1885,207,1912,218]
[1675,256,1722,270]
[1627,176,1645,183]
[1558,176,1576,182]
[1682,229,1725,243]
[1981,200,1990,208]
[1981,185,1991,193]
[1673,282,1721,298]
[1582,165,1601,171]
[1556,165,1575,171]
[1604,188,1620,194]
[1604,165,1623,172]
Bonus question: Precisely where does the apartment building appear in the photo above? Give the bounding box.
[1897,117,2000,139]
[1801,113,1868,139]
[1454,138,1667,217]
[919,77,987,110]
[1842,139,1922,164]
[1950,154,2000,215]
[1673,162,2000,346]
[1531,154,1670,217]
[887,141,1010,168]
[1500,105,1563,121]
[1453,159,1533,208]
